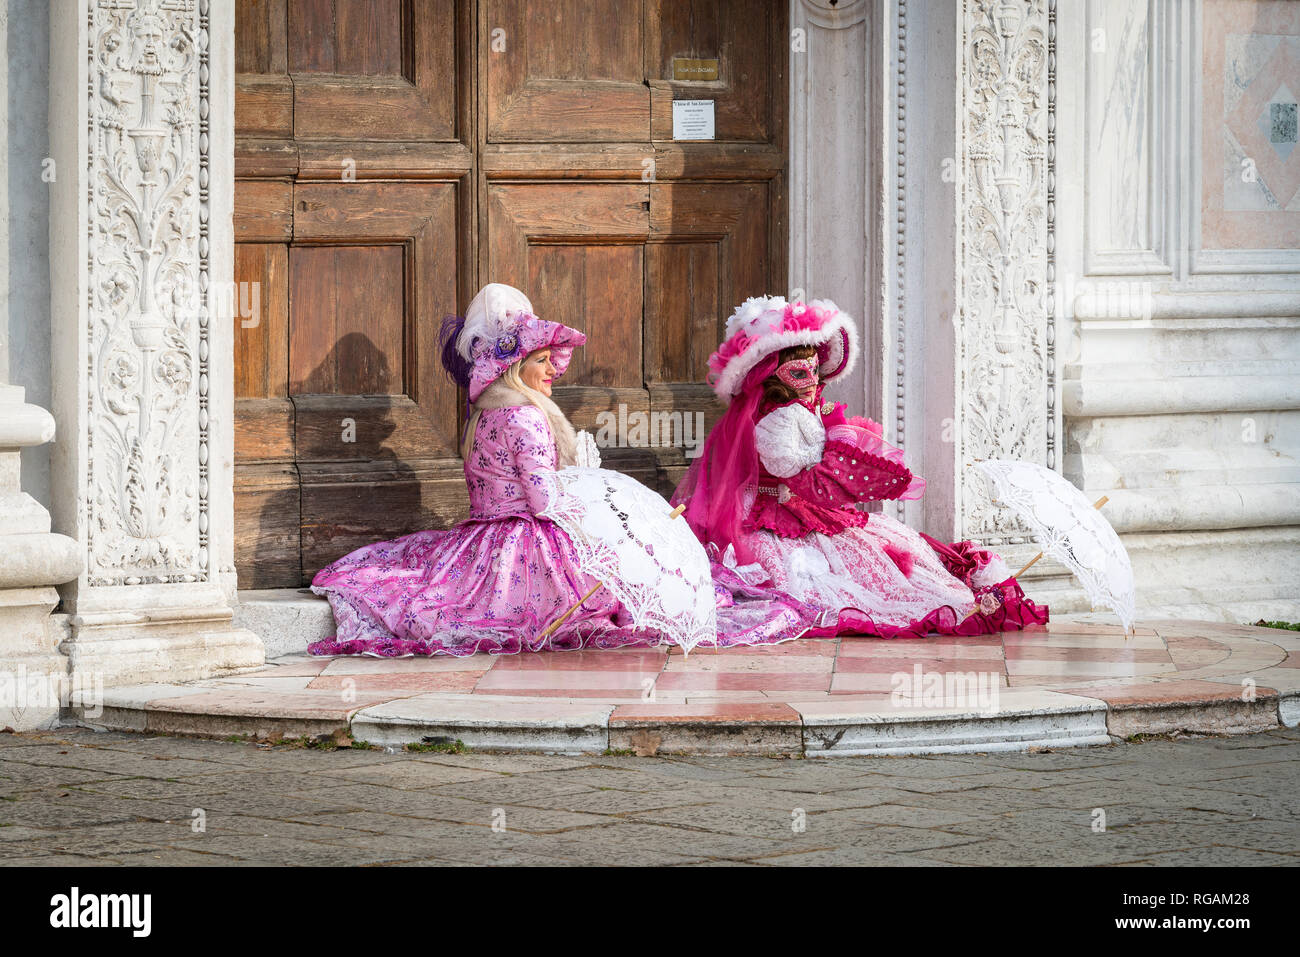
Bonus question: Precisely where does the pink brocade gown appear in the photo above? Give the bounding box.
[307,404,817,657]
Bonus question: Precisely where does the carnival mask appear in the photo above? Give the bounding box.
[775,357,819,391]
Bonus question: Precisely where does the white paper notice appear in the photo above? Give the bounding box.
[672,100,716,141]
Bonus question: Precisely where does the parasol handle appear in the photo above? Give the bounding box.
[961,495,1110,623]
[536,501,689,642]
[538,581,603,640]
[1009,495,1109,579]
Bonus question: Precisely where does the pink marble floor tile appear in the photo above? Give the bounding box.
[655,671,832,692]
[1274,651,1300,669]
[1006,675,1092,687]
[663,654,834,674]
[487,650,669,672]
[308,671,485,692]
[1046,621,1157,636]
[665,639,837,656]
[838,634,1005,652]
[835,639,1004,661]
[1003,631,1167,650]
[1050,678,1278,707]
[474,669,657,692]
[1004,645,1172,663]
[474,687,649,699]
[1005,659,1173,678]
[321,656,488,674]
[1174,652,1237,671]
[1163,634,1233,669]
[834,656,1008,674]
[257,657,333,676]
[145,690,404,718]
[828,671,1003,695]
[758,694,840,703]
[609,702,801,724]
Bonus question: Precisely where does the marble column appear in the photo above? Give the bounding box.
[48,0,263,686]
[0,2,83,729]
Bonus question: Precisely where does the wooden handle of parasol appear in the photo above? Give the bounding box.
[959,495,1110,623]
[537,502,689,641]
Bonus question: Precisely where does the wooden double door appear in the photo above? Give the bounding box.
[234,0,788,588]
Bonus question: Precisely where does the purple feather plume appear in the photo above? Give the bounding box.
[438,314,472,389]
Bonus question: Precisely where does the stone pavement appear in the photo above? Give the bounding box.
[1,725,1297,866]
[67,618,1300,755]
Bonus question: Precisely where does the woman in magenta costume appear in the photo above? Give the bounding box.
[308,283,818,657]
[671,295,1049,639]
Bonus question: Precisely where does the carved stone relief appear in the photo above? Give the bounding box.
[958,0,1054,543]
[87,0,209,585]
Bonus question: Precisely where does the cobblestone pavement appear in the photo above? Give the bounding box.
[1,726,1297,866]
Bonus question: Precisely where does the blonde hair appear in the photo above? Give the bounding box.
[461,352,554,460]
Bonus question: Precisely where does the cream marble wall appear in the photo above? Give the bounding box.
[1055,0,1300,620]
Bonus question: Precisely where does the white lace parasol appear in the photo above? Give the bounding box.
[973,459,1137,632]
[537,467,718,653]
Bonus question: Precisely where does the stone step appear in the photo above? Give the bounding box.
[65,616,1300,755]
[233,588,335,658]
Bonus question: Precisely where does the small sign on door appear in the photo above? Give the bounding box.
[672,100,715,141]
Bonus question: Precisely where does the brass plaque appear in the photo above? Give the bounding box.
[672,57,720,82]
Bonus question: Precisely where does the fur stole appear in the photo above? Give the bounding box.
[474,379,578,468]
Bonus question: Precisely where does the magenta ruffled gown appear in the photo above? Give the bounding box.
[308,404,817,657]
[738,402,1049,639]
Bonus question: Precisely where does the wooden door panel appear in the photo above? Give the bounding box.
[528,244,645,390]
[235,464,302,589]
[644,241,720,383]
[292,181,462,459]
[233,242,293,464]
[299,465,469,581]
[290,0,460,141]
[234,181,293,242]
[288,245,405,396]
[233,240,297,587]
[235,243,290,402]
[288,0,405,74]
[645,181,769,377]
[648,0,776,144]
[485,0,649,142]
[234,0,785,586]
[236,0,292,139]
[489,183,651,429]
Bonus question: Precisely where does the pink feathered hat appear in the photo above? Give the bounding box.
[439,283,586,403]
[706,296,858,400]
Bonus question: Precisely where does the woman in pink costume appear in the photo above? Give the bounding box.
[308,283,818,657]
[672,295,1049,639]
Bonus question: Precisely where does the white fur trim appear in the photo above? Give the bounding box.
[754,403,826,478]
[712,312,859,400]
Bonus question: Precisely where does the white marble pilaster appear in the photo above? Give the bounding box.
[953,0,1055,548]
[788,0,880,424]
[48,0,262,686]
[0,3,84,730]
